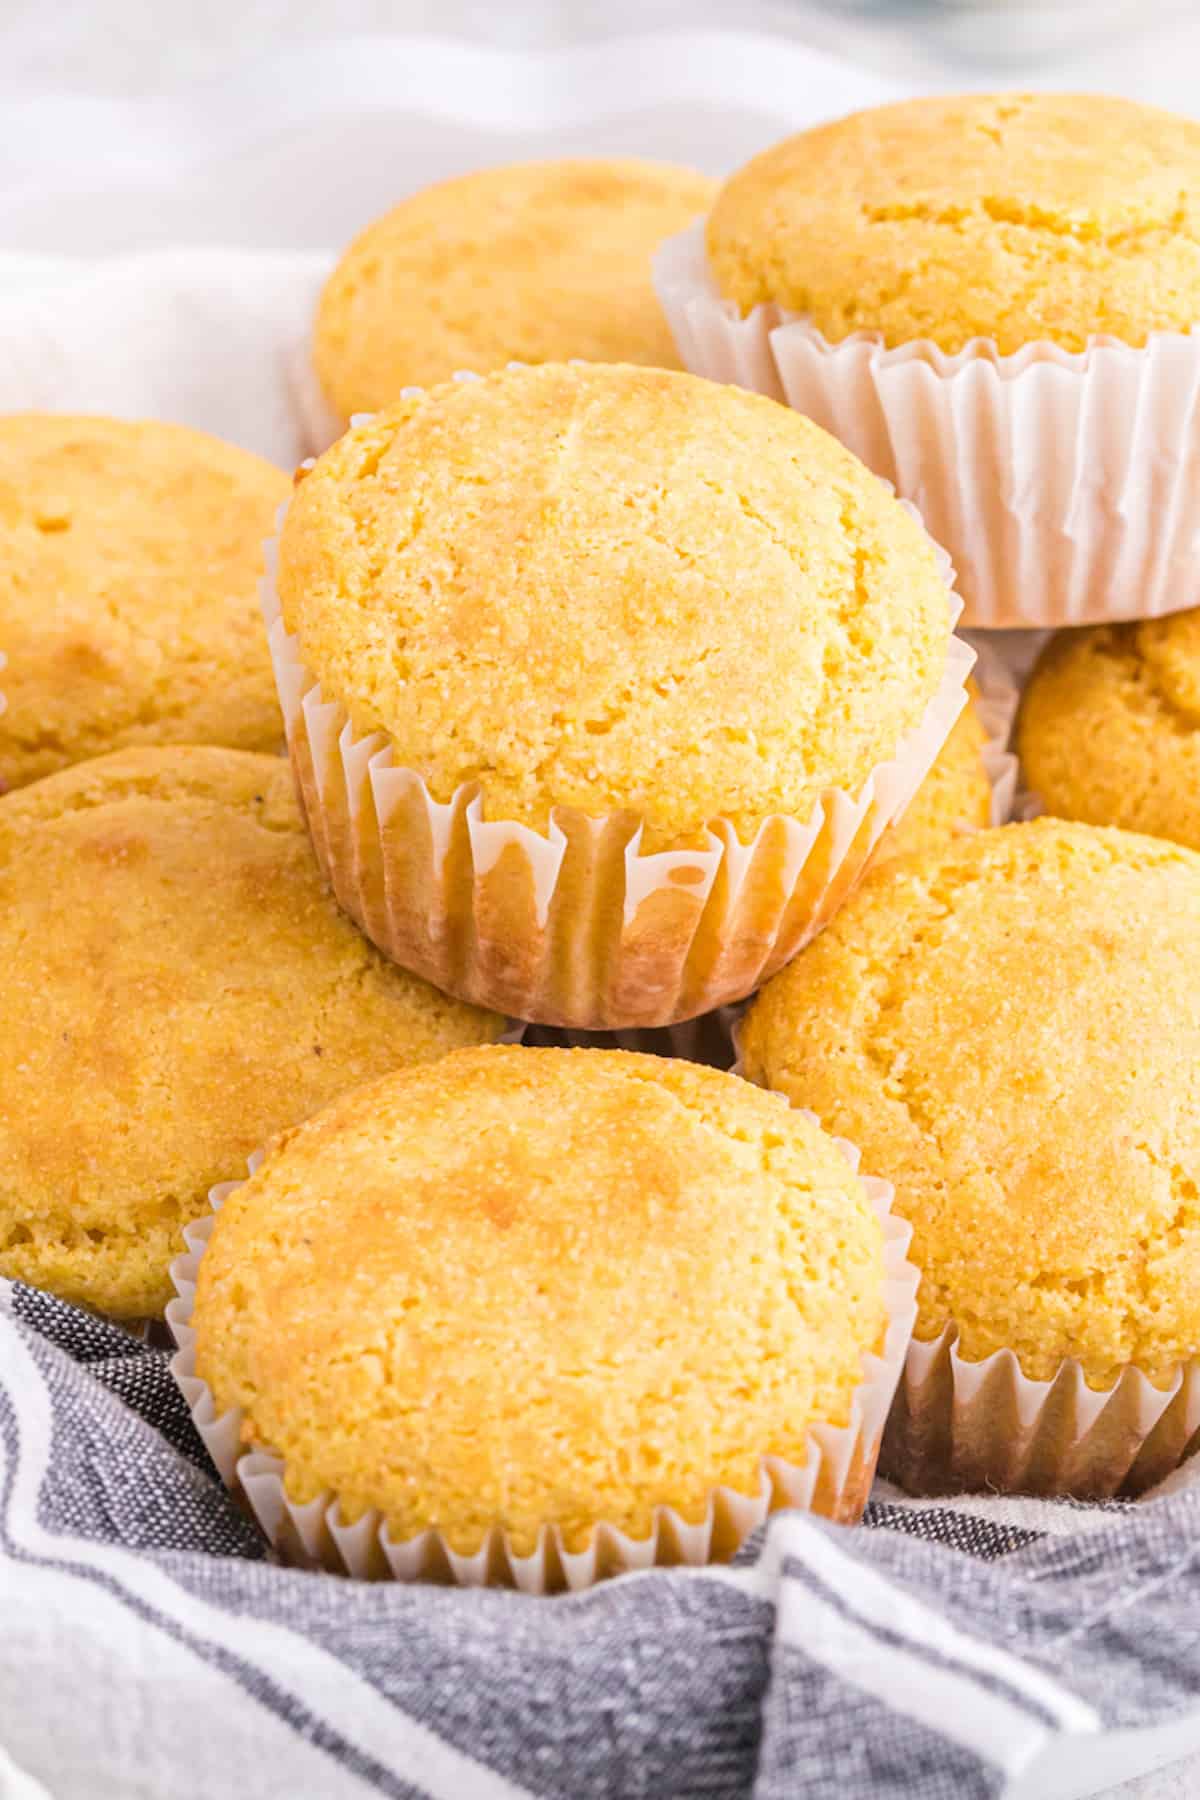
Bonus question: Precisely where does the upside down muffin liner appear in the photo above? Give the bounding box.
[262,505,973,1031]
[880,1327,1200,1501]
[655,222,1200,631]
[165,1131,920,1592]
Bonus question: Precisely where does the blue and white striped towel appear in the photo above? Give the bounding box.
[2,1280,1199,1800]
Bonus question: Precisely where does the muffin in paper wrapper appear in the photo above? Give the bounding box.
[262,512,972,1032]
[165,1133,919,1592]
[527,652,1017,1066]
[655,221,1200,631]
[882,1327,1200,1501]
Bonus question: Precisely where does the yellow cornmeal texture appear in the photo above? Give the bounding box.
[313,159,717,417]
[278,363,950,852]
[876,682,991,864]
[739,818,1200,1390]
[193,1045,887,1555]
[1018,613,1200,852]
[707,93,1200,355]
[0,747,503,1318]
[0,414,292,790]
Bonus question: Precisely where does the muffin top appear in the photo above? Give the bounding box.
[278,362,951,851]
[0,747,503,1318]
[739,818,1200,1388]
[0,414,291,789]
[1018,614,1200,852]
[193,1044,886,1555]
[707,93,1200,355]
[877,679,991,864]
[313,158,717,417]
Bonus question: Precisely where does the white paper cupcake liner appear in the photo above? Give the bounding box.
[881,1325,1200,1500]
[512,648,1019,1059]
[166,1132,919,1591]
[963,633,1020,828]
[523,626,1008,1055]
[263,494,972,1030]
[655,222,1200,631]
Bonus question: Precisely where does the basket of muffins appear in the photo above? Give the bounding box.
[4,95,1200,1594]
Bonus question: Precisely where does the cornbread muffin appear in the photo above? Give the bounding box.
[707,94,1200,355]
[1018,614,1200,850]
[0,747,503,1318]
[191,1045,888,1556]
[275,360,964,1025]
[740,818,1200,1391]
[0,415,291,790]
[279,362,951,851]
[313,159,717,419]
[877,679,991,864]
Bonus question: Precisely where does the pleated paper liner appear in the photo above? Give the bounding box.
[166,1133,920,1592]
[882,1326,1200,1500]
[967,635,1020,827]
[654,221,1200,631]
[262,504,973,1031]
[525,652,1017,1065]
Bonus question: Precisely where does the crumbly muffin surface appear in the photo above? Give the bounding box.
[741,818,1200,1387]
[1018,613,1200,851]
[279,362,951,850]
[707,94,1200,354]
[0,747,503,1316]
[194,1045,886,1553]
[313,158,717,417]
[0,413,290,789]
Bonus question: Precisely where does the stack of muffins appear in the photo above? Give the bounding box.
[5,101,1200,1591]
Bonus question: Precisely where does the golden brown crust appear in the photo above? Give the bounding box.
[313,158,717,417]
[1018,612,1200,850]
[740,818,1200,1388]
[0,414,292,788]
[0,746,503,1317]
[708,94,1200,354]
[194,1044,886,1553]
[278,362,950,852]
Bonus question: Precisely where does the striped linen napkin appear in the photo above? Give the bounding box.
[3,1282,1199,1800]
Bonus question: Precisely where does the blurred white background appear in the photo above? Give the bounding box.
[0,0,1197,104]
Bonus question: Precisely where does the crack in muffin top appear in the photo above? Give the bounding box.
[707,93,1200,355]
